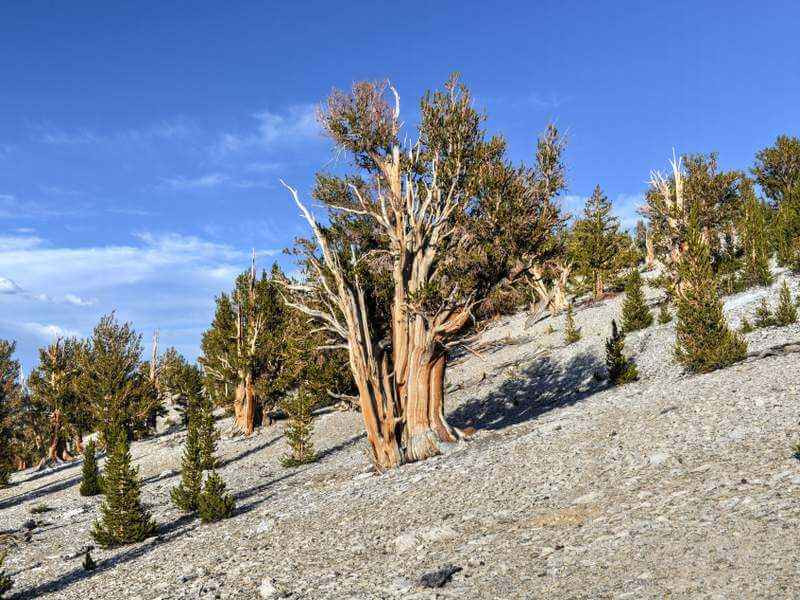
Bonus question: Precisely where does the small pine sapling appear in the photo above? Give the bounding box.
[281,390,318,467]
[657,302,672,325]
[171,412,203,512]
[775,280,798,325]
[91,438,156,548]
[621,270,653,332]
[563,303,581,345]
[80,440,103,497]
[739,318,754,334]
[197,471,235,523]
[754,298,775,328]
[82,548,96,571]
[0,549,12,598]
[605,320,638,385]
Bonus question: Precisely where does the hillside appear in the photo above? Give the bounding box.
[2,274,800,599]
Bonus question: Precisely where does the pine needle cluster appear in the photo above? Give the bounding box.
[563,303,581,345]
[605,320,638,385]
[674,214,747,373]
[754,298,775,328]
[79,439,103,497]
[91,438,156,548]
[621,270,653,332]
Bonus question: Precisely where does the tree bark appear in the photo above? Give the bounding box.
[594,273,604,300]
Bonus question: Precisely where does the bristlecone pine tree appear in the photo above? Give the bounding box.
[199,402,218,471]
[568,185,636,300]
[281,389,317,467]
[657,302,672,324]
[755,298,775,328]
[285,76,567,469]
[775,280,798,325]
[621,270,653,332]
[738,179,773,288]
[197,471,236,523]
[91,437,156,547]
[674,213,747,373]
[0,549,12,598]
[171,411,203,512]
[563,303,581,345]
[605,320,638,385]
[79,439,103,496]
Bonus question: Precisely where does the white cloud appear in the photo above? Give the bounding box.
[64,294,96,307]
[32,118,197,147]
[160,173,228,190]
[216,104,320,154]
[19,322,80,341]
[0,277,24,295]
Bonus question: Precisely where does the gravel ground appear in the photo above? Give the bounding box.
[2,271,800,599]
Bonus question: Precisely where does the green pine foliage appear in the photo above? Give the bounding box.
[563,303,581,345]
[197,471,236,523]
[91,438,156,548]
[199,404,218,470]
[281,389,318,467]
[0,549,12,598]
[657,302,673,324]
[775,280,798,325]
[674,213,747,373]
[738,180,773,288]
[621,270,653,332]
[605,320,638,385]
[0,340,21,488]
[754,298,775,328]
[79,440,103,496]
[739,318,754,334]
[171,412,203,512]
[568,185,637,299]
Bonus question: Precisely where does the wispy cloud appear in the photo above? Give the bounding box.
[0,193,84,219]
[18,322,81,341]
[31,118,198,147]
[215,104,320,154]
[160,173,228,190]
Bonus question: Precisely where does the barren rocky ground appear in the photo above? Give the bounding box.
[3,273,800,599]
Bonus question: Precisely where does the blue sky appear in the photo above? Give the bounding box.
[1,1,798,370]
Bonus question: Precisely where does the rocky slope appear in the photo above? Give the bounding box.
[2,273,800,599]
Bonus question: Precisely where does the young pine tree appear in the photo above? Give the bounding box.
[775,280,798,325]
[621,270,653,332]
[171,412,203,512]
[605,320,638,385]
[281,389,317,467]
[755,298,775,328]
[0,549,11,598]
[79,439,103,496]
[199,404,218,471]
[91,437,156,547]
[657,302,673,324]
[197,471,236,523]
[563,303,581,345]
[568,185,635,300]
[674,213,747,373]
[738,181,773,288]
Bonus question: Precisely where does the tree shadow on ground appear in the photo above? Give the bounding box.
[449,351,607,433]
[0,475,83,512]
[316,433,364,462]
[8,511,198,599]
[216,431,284,469]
